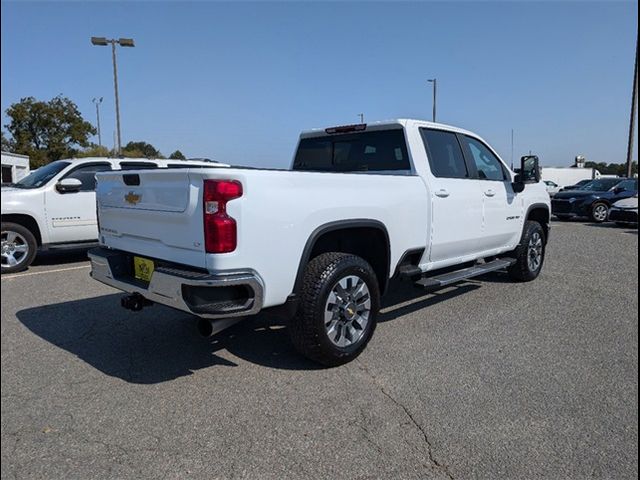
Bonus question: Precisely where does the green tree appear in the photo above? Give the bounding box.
[122,141,162,158]
[1,130,13,151]
[76,144,113,158]
[584,161,637,176]
[168,150,186,160]
[4,96,96,167]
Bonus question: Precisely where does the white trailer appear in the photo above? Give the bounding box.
[1,152,30,185]
[540,167,600,189]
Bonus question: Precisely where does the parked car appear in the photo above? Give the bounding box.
[551,178,638,223]
[559,179,592,192]
[608,195,638,227]
[1,157,224,273]
[89,119,551,366]
[543,180,561,197]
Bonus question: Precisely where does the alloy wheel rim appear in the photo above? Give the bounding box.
[527,232,543,272]
[324,275,371,348]
[1,230,29,267]
[594,205,608,221]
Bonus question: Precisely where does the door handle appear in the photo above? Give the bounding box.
[435,189,450,198]
[484,189,496,197]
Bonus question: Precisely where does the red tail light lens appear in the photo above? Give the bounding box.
[203,180,243,253]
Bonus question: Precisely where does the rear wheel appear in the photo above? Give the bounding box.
[508,221,546,282]
[590,202,609,223]
[289,252,380,366]
[1,222,37,274]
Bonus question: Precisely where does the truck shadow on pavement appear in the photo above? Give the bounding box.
[16,280,479,383]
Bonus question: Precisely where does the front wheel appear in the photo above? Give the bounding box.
[590,202,609,223]
[1,222,38,274]
[508,221,546,282]
[289,252,380,366]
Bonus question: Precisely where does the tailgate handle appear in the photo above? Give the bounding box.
[123,174,140,186]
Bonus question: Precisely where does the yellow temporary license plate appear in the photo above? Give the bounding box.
[133,256,155,283]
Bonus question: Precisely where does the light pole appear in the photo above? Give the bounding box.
[510,128,514,170]
[427,78,437,122]
[626,30,638,178]
[91,37,135,156]
[92,97,103,147]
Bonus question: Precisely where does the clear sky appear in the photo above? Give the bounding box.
[1,1,638,168]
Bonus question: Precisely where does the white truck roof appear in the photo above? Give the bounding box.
[300,119,481,140]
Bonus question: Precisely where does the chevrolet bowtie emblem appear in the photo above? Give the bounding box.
[124,191,141,205]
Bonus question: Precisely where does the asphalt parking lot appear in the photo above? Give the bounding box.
[1,220,637,480]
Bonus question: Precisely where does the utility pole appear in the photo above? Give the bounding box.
[626,30,638,178]
[427,78,437,122]
[92,97,103,147]
[91,37,135,156]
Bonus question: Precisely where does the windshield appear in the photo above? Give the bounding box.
[13,161,70,189]
[575,180,592,188]
[580,178,622,192]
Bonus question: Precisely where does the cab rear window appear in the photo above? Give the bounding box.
[293,129,410,172]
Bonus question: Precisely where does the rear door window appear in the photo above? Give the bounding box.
[420,129,469,179]
[616,179,638,191]
[293,129,410,172]
[63,163,112,191]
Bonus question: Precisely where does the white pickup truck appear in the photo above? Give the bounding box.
[1,157,222,273]
[89,119,551,366]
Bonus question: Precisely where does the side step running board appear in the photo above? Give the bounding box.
[415,258,516,289]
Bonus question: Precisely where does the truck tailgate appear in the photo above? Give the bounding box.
[96,169,207,268]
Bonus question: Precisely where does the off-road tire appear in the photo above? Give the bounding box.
[507,221,546,282]
[288,252,380,367]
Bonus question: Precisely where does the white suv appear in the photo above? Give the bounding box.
[1,157,224,273]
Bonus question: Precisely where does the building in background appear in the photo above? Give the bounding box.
[1,151,30,185]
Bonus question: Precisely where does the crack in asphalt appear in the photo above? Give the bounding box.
[378,388,455,480]
[354,359,455,480]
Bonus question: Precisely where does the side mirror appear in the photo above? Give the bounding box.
[56,178,82,193]
[613,186,625,194]
[520,155,541,183]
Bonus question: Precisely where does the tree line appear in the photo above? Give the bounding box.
[3,95,637,175]
[584,161,637,177]
[1,95,186,168]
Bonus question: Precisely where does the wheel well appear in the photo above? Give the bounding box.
[297,224,390,294]
[527,207,550,241]
[1,214,42,245]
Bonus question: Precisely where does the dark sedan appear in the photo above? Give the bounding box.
[551,178,638,223]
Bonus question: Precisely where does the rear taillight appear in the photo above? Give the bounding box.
[203,179,243,253]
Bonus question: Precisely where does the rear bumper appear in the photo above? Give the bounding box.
[88,247,264,319]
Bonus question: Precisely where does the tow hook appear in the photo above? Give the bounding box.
[121,293,153,312]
